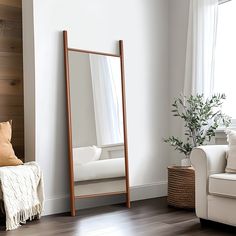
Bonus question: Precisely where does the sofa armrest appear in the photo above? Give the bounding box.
[190,145,227,219]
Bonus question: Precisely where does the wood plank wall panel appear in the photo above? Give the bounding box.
[0,0,24,160]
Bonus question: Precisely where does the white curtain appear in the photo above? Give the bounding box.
[89,55,124,146]
[184,0,219,98]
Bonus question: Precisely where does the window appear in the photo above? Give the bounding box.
[214,0,236,120]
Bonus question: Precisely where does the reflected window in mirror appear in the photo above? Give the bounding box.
[90,54,124,146]
[69,52,124,148]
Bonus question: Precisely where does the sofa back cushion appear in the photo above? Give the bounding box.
[0,121,23,166]
[73,145,102,165]
[225,130,236,173]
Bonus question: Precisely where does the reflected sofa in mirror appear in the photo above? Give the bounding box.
[63,31,130,216]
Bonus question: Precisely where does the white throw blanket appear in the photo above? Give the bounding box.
[0,162,44,231]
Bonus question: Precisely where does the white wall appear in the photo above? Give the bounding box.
[69,52,97,148]
[168,0,190,165]
[23,0,170,215]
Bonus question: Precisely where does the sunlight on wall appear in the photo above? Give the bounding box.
[214,0,236,118]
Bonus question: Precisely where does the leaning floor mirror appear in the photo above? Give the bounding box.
[63,31,130,216]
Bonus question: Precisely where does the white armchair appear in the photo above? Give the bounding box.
[191,145,236,226]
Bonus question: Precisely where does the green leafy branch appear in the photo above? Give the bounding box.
[164,94,231,158]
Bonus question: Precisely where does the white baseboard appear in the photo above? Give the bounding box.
[43,194,70,216]
[43,181,167,216]
[130,181,167,201]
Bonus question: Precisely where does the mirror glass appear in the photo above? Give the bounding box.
[68,51,126,197]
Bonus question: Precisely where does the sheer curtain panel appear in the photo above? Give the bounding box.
[184,0,219,98]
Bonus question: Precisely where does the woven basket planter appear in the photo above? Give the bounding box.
[167,166,195,209]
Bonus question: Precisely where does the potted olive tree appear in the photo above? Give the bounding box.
[164,94,231,166]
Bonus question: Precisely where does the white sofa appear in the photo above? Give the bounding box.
[73,158,125,182]
[191,145,236,227]
[73,144,125,182]
[72,145,126,196]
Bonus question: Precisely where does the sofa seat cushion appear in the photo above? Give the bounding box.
[209,173,236,198]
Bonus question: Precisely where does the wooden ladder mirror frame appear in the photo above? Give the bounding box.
[63,30,131,216]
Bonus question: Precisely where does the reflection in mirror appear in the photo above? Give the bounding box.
[68,51,126,198]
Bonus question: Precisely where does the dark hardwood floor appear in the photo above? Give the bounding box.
[0,197,235,236]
